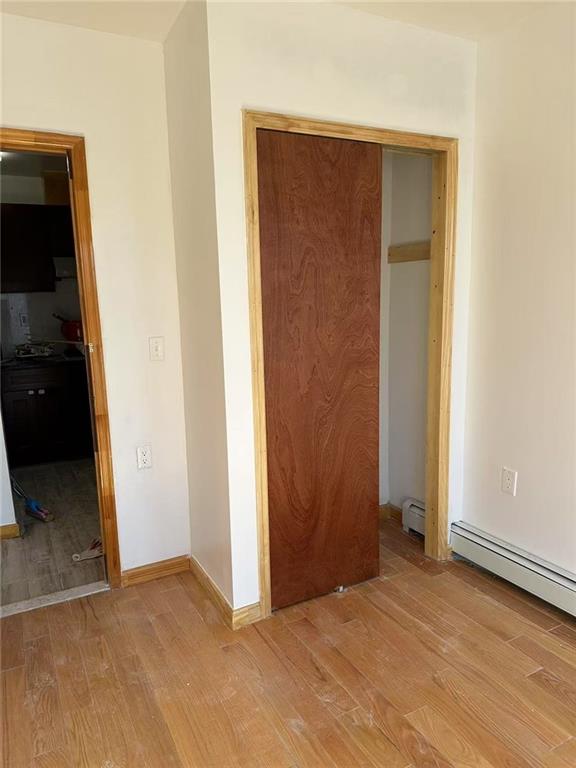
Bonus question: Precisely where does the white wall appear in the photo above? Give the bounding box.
[464,4,576,572]
[0,413,15,526]
[383,153,432,509]
[1,13,191,570]
[206,2,477,606]
[164,2,233,602]
[388,261,430,507]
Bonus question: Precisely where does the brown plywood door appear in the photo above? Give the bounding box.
[257,129,381,609]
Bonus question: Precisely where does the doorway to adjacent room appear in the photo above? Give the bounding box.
[0,128,120,613]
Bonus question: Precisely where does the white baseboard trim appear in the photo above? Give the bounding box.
[451,521,576,617]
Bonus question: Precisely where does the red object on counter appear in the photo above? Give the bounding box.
[53,314,82,342]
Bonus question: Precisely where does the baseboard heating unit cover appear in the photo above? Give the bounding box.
[451,521,576,617]
[402,498,425,535]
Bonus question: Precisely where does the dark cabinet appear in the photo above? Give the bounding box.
[1,361,93,467]
[0,203,75,293]
[1,390,38,461]
[46,206,75,261]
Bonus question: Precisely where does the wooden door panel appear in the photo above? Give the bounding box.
[257,129,381,609]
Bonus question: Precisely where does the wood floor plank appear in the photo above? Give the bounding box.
[550,623,576,650]
[383,574,475,634]
[520,625,576,668]
[420,572,535,641]
[424,680,545,768]
[63,704,109,768]
[24,634,57,689]
[441,645,570,749]
[49,622,92,713]
[0,613,23,670]
[528,667,576,710]
[153,610,292,768]
[32,749,73,768]
[446,562,566,630]
[338,707,410,768]
[256,613,358,718]
[224,630,342,767]
[1,666,32,768]
[371,576,462,640]
[1,517,575,768]
[432,667,558,762]
[510,634,576,688]
[113,653,183,768]
[94,695,146,768]
[407,705,496,768]
[288,617,454,767]
[553,738,576,763]
[21,607,49,642]
[299,596,427,715]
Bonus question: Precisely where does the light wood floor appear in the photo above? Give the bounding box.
[2,520,576,768]
[1,460,104,606]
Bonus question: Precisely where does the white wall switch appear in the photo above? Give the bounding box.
[137,444,153,470]
[149,336,164,361]
[501,466,518,496]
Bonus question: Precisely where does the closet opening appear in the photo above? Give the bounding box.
[379,150,433,541]
[243,111,457,616]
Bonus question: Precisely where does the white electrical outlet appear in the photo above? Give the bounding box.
[501,467,518,496]
[137,445,153,470]
[149,336,164,362]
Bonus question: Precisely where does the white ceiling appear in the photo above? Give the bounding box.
[349,2,544,42]
[0,1,546,44]
[1,1,185,42]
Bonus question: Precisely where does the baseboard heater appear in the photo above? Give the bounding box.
[451,521,576,617]
[402,498,426,535]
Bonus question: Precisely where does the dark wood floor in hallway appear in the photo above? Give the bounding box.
[2,519,576,768]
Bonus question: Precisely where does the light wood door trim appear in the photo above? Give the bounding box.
[244,110,457,617]
[425,151,457,560]
[388,240,431,263]
[0,127,121,588]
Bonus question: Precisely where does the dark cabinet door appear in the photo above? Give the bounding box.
[258,130,381,609]
[1,363,94,466]
[0,204,56,292]
[34,386,70,459]
[47,205,75,260]
[2,389,39,466]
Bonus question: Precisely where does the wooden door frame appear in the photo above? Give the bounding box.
[243,110,458,618]
[0,127,121,588]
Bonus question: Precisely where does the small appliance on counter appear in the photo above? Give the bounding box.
[14,342,55,359]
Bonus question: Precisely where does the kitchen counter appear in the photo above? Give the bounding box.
[1,352,86,370]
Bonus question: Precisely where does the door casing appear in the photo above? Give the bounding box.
[243,110,458,618]
[0,127,121,587]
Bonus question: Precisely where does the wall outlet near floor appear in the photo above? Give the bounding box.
[149,336,164,361]
[501,466,518,496]
[137,444,153,470]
